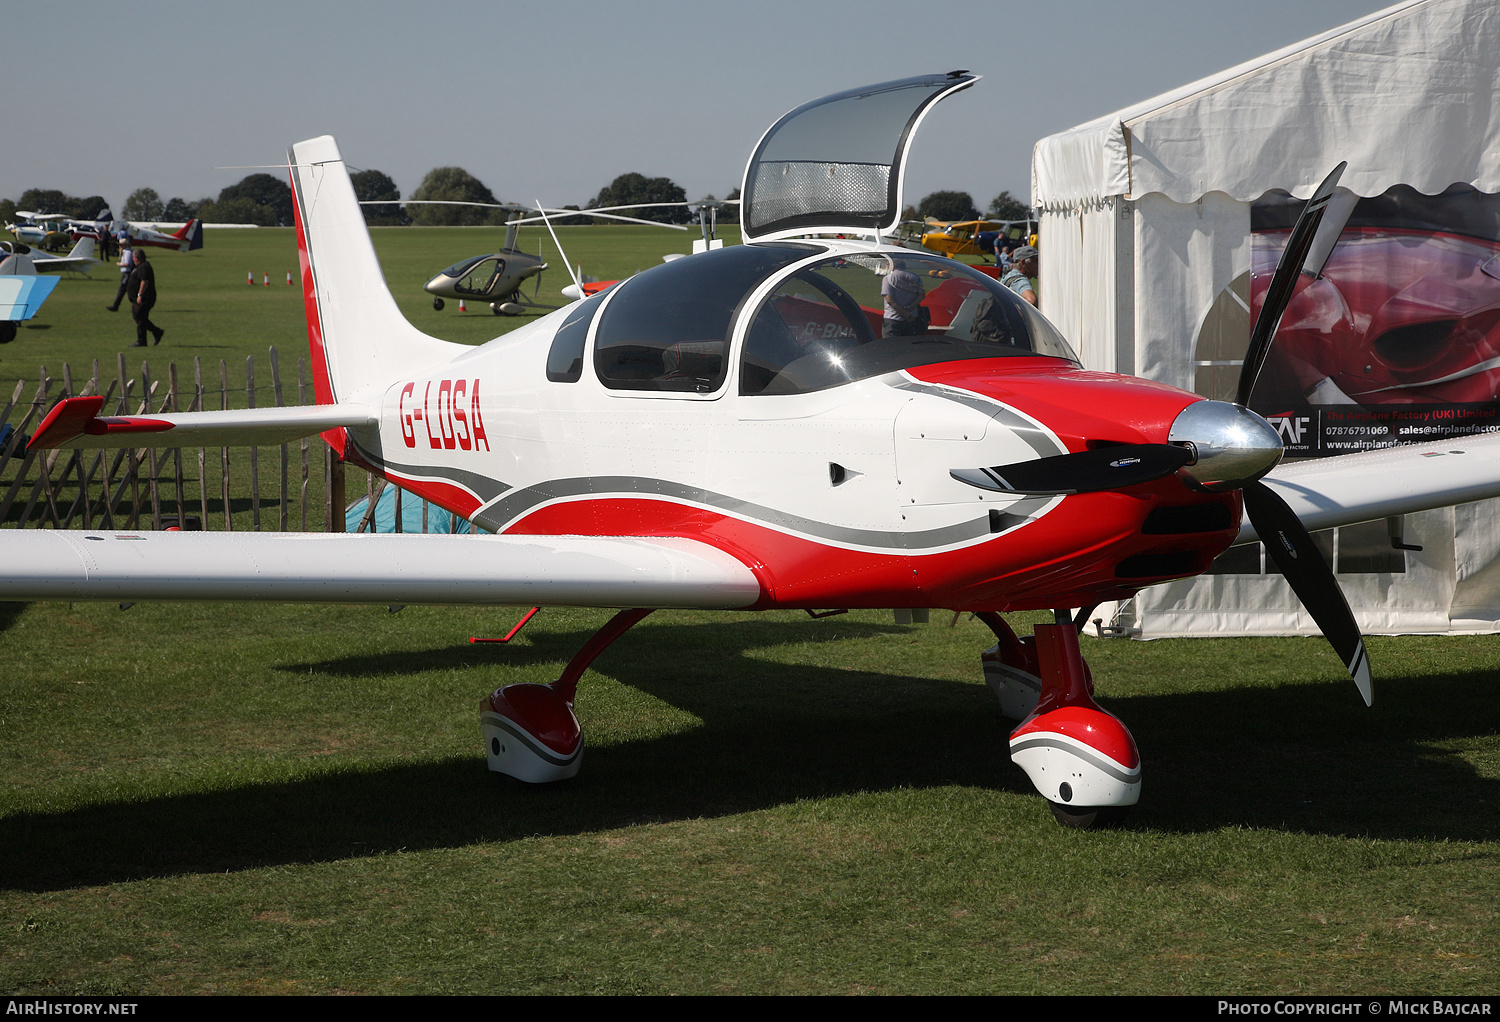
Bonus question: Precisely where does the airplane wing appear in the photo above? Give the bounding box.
[0,531,762,609]
[27,397,377,451]
[1237,432,1500,544]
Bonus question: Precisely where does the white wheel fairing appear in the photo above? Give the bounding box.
[1009,728,1142,808]
[480,710,583,783]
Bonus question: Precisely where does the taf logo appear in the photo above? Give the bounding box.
[1268,415,1310,446]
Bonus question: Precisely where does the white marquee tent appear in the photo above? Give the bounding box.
[1030,0,1500,638]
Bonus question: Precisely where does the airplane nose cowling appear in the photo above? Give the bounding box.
[1168,400,1283,492]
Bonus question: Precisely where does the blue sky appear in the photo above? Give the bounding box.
[6,0,1394,213]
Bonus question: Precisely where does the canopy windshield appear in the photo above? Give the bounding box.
[741,73,977,242]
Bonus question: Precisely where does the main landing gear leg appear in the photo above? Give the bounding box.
[1003,610,1140,829]
[479,608,654,783]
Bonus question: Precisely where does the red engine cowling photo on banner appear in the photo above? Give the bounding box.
[1245,185,1500,456]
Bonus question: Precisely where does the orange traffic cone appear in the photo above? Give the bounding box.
[286,271,293,285]
[263,273,270,287]
[459,299,467,312]
[247,271,254,285]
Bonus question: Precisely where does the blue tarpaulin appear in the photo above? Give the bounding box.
[345,484,474,534]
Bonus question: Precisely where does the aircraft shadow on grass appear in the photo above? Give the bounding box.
[2,616,1497,892]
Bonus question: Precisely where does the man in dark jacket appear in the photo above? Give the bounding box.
[127,247,164,346]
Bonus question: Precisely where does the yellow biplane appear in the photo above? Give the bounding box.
[919,217,1037,260]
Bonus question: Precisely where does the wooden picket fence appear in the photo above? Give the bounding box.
[0,347,440,535]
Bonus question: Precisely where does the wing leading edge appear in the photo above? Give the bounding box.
[0,531,763,609]
[1237,432,1500,545]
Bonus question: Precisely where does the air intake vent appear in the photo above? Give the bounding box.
[1142,503,1232,535]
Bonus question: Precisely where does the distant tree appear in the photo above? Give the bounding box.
[199,196,277,226]
[899,204,919,223]
[552,204,589,227]
[986,190,1030,221]
[161,197,199,222]
[916,190,978,222]
[588,173,689,224]
[66,195,110,220]
[351,169,409,227]
[717,186,740,225]
[123,188,164,222]
[217,174,293,227]
[0,199,17,226]
[409,167,498,226]
[17,189,71,215]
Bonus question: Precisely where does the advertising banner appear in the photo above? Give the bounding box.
[1197,184,1500,458]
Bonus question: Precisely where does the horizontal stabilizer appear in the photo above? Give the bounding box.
[28,396,377,451]
[1237,433,1500,544]
[0,532,762,609]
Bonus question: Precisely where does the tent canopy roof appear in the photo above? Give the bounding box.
[1032,0,1500,211]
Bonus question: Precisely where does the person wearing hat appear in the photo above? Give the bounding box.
[1001,245,1038,307]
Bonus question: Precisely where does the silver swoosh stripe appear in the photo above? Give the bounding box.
[481,711,582,768]
[887,378,1064,460]
[472,474,1049,550]
[1008,735,1142,784]
[347,436,512,506]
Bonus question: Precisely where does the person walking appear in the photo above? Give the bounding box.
[106,236,133,311]
[126,247,164,346]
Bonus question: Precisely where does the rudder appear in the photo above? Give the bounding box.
[288,136,463,412]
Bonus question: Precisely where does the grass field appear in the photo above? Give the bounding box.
[1,228,1498,995]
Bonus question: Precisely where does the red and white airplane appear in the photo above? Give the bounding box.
[10,73,1500,828]
[67,217,204,253]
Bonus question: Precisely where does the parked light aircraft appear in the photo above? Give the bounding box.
[69,217,204,253]
[10,72,1500,829]
[6,213,71,250]
[919,217,1037,261]
[0,238,100,276]
[0,242,64,344]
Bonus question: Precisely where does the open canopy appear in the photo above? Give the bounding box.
[741,72,977,242]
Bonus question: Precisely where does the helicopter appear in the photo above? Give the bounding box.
[362,199,696,316]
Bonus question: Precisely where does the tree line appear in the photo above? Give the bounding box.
[907,190,1031,223]
[4,173,1022,230]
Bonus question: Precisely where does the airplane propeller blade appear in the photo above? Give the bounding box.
[1242,480,1372,706]
[1234,162,1349,409]
[950,443,1193,495]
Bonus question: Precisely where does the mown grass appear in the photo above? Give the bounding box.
[0,601,1497,994]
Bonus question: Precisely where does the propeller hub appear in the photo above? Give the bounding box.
[1168,400,1283,492]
